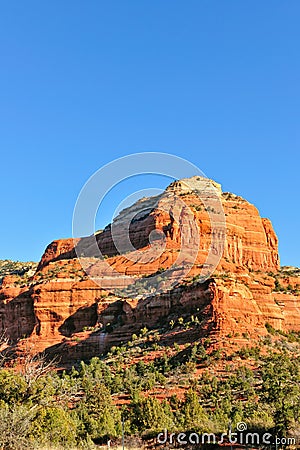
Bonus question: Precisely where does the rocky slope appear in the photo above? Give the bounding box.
[0,177,299,364]
[0,260,37,282]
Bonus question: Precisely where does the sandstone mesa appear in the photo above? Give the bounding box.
[0,176,299,364]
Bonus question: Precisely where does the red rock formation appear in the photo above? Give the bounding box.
[37,238,80,270]
[0,176,298,363]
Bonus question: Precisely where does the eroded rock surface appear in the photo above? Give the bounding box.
[0,177,298,363]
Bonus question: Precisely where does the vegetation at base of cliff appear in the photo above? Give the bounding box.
[0,260,37,284]
[1,335,300,449]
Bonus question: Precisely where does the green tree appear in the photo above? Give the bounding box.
[77,382,121,440]
[182,389,210,431]
[130,396,174,432]
[0,370,27,405]
[30,406,78,447]
[261,352,300,435]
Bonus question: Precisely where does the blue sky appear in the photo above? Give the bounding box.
[0,1,299,266]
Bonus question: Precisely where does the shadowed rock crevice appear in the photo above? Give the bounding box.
[58,303,98,336]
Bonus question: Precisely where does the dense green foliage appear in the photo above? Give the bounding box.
[1,332,300,448]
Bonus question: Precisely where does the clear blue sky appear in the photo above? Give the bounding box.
[0,1,299,266]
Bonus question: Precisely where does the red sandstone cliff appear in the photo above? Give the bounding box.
[0,177,299,363]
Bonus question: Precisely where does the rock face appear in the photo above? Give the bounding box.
[0,176,299,363]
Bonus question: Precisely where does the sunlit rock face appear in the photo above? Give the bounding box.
[1,176,298,364]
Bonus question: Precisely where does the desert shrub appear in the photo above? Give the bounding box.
[0,370,27,404]
[129,396,175,432]
[0,405,34,449]
[30,406,78,446]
